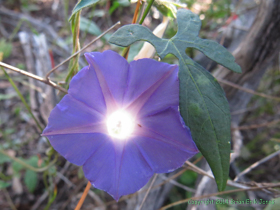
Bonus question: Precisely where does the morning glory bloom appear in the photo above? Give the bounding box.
[42,50,198,200]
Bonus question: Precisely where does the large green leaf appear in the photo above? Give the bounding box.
[109,9,242,191]
[69,0,101,21]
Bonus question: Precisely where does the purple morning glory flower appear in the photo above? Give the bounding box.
[42,50,198,200]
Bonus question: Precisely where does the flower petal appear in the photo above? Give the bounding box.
[42,50,199,201]
[46,133,107,166]
[42,94,105,136]
[85,50,129,113]
[134,107,198,173]
[83,140,153,200]
[124,59,179,117]
[68,65,106,115]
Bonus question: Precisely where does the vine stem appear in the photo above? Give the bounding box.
[1,67,44,131]
[132,0,142,24]
[139,0,155,24]
[65,11,81,83]
[0,149,57,172]
[123,0,143,59]
[74,181,92,210]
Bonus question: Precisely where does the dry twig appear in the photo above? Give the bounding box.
[45,21,121,81]
[233,118,280,131]
[234,150,280,181]
[218,79,280,101]
[0,62,68,93]
[160,183,280,210]
[139,174,158,210]
[74,181,92,210]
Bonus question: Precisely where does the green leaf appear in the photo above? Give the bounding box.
[80,17,102,36]
[264,198,280,210]
[0,180,11,189]
[0,93,18,101]
[109,9,242,191]
[69,0,101,21]
[0,153,11,164]
[180,170,197,186]
[25,156,38,167]
[153,0,177,18]
[24,169,38,193]
[12,160,24,175]
[80,17,111,40]
[0,39,12,59]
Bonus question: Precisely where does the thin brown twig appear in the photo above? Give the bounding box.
[160,183,280,210]
[0,62,68,93]
[59,178,86,210]
[151,157,203,192]
[74,181,92,210]
[185,161,250,189]
[218,79,280,101]
[233,118,280,131]
[132,0,142,24]
[3,188,17,210]
[45,21,121,80]
[234,149,280,181]
[159,174,196,192]
[139,174,158,210]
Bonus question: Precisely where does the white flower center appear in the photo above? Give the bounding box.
[106,110,134,140]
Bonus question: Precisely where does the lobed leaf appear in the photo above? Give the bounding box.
[109,9,242,191]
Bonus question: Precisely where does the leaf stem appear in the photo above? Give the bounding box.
[139,0,155,24]
[74,181,92,210]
